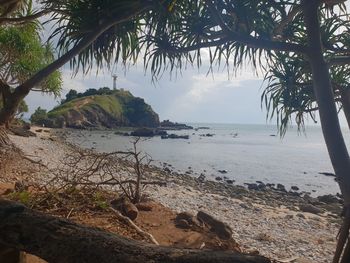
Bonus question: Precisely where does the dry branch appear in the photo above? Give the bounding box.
[109,207,159,245]
[47,138,165,204]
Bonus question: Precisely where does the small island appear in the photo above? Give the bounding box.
[33,87,160,129]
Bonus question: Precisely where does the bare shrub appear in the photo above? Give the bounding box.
[45,138,165,204]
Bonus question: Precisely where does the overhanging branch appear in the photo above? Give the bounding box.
[171,34,307,55]
[12,4,153,101]
[0,10,51,25]
[200,0,307,54]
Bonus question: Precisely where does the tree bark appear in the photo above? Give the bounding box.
[302,1,350,262]
[0,200,270,263]
[339,88,350,131]
[0,96,21,126]
[0,244,20,263]
[302,0,350,204]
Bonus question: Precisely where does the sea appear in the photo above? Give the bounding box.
[65,123,350,196]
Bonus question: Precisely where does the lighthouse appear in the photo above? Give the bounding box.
[112,74,118,90]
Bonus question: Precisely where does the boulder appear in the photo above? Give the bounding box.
[159,120,193,130]
[245,183,259,191]
[276,183,286,192]
[175,212,201,229]
[317,194,340,204]
[226,179,235,184]
[176,219,191,229]
[200,133,215,137]
[291,186,299,191]
[110,197,138,220]
[197,211,233,240]
[131,128,154,137]
[135,202,153,211]
[154,129,167,136]
[163,167,171,173]
[299,204,323,215]
[257,183,266,190]
[197,173,206,182]
[161,134,189,139]
[9,127,36,137]
[22,122,31,130]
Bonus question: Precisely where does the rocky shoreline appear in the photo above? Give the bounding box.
[9,127,342,262]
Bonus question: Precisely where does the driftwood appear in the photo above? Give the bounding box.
[109,207,159,245]
[0,200,270,263]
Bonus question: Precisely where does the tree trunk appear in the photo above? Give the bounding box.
[339,88,350,131]
[0,244,20,263]
[0,200,270,263]
[302,1,350,262]
[302,0,350,205]
[0,96,22,126]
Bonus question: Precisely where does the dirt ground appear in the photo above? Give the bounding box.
[0,145,240,263]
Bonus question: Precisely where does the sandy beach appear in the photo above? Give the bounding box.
[7,128,341,263]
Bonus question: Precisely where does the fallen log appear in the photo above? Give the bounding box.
[0,200,270,263]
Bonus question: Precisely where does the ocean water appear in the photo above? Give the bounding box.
[66,123,350,196]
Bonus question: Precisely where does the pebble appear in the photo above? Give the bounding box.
[10,132,340,263]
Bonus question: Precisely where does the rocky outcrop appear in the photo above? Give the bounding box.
[130,128,167,137]
[159,120,193,130]
[161,134,189,139]
[44,90,159,129]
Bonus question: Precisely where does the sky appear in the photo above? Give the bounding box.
[25,61,271,124]
[27,56,349,126]
[24,3,348,127]
[25,2,277,125]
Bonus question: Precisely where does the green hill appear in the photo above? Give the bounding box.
[41,89,159,129]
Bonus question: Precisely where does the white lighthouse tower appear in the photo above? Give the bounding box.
[112,74,118,90]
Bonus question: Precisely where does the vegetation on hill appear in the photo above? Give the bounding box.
[30,107,47,126]
[31,87,159,129]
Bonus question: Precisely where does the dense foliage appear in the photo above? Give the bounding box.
[0,16,61,95]
[62,87,115,104]
[30,106,47,125]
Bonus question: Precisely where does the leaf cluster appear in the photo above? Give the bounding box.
[0,14,62,95]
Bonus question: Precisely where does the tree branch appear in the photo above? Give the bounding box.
[170,33,307,55]
[196,1,307,54]
[12,4,153,101]
[0,10,51,25]
[273,5,302,39]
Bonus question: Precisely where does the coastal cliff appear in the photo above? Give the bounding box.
[40,89,159,129]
